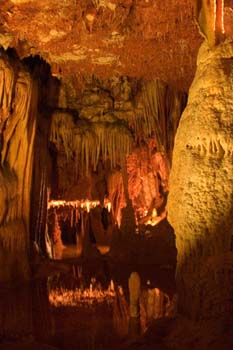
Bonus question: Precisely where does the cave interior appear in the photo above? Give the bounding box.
[0,1,233,349]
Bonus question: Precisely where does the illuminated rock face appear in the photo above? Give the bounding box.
[0,56,37,282]
[168,39,233,320]
[195,0,225,48]
[0,0,202,92]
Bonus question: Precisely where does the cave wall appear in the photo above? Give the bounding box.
[168,38,233,320]
[0,52,38,282]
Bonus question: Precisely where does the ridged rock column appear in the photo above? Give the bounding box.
[0,56,38,282]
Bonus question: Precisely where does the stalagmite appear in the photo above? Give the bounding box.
[168,38,233,320]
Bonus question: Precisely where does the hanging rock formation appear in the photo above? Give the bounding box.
[195,0,225,47]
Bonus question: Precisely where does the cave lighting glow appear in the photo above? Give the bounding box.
[49,279,116,307]
[48,199,100,211]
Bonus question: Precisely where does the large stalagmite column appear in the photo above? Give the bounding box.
[0,56,38,282]
[167,38,233,320]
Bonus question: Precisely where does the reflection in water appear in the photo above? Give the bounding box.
[0,264,173,349]
[0,281,53,344]
[128,271,171,336]
[0,285,33,340]
[48,280,115,307]
[113,285,129,338]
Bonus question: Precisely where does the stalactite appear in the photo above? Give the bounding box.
[128,80,186,162]
[141,80,165,146]
[73,121,96,174]
[194,0,225,48]
[107,170,125,226]
[50,111,74,159]
[0,58,15,134]
[50,112,133,175]
[120,155,136,235]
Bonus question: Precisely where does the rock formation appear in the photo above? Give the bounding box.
[0,54,38,281]
[168,35,233,323]
[0,3,232,347]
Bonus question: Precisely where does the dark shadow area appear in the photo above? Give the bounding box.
[26,55,60,257]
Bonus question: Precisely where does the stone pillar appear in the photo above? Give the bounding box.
[168,39,233,320]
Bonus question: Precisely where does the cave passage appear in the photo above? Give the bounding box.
[1,1,233,349]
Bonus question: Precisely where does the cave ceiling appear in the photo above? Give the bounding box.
[1,0,233,93]
[0,0,203,93]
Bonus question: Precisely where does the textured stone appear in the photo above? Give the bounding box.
[0,56,38,282]
[0,0,203,91]
[168,38,233,320]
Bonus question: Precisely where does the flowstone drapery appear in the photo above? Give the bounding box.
[0,55,38,282]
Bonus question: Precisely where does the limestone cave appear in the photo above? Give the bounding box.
[0,1,233,349]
